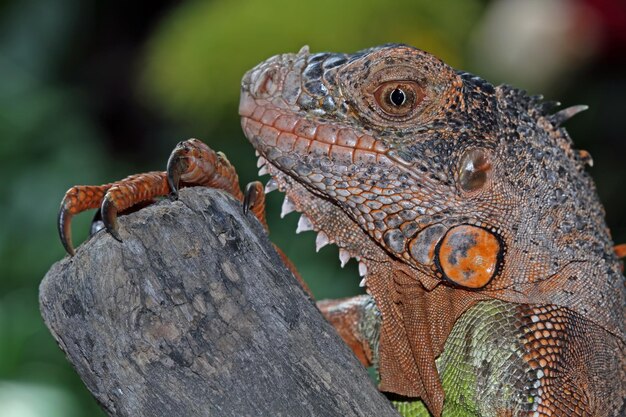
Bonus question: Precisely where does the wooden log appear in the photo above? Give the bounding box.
[39,187,399,417]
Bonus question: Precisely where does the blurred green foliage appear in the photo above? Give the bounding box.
[0,0,623,415]
[139,0,482,127]
[0,0,111,414]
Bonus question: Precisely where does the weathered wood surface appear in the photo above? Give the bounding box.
[39,188,399,417]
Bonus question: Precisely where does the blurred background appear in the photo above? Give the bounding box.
[0,0,624,415]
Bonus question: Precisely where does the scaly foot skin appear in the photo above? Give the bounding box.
[58,172,169,255]
[58,138,259,255]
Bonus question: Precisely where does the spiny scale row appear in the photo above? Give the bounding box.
[257,154,369,288]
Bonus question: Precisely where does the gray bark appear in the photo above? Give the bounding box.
[39,188,399,417]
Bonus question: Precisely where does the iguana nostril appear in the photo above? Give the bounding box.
[252,66,280,98]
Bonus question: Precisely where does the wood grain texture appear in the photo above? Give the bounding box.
[39,187,399,417]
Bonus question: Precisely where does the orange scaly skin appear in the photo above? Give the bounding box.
[58,173,167,255]
[59,139,241,255]
[58,138,309,292]
[58,45,625,416]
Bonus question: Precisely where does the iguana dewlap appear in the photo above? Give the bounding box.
[59,44,626,416]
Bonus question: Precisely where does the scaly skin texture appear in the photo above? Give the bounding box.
[59,44,625,416]
[238,44,625,416]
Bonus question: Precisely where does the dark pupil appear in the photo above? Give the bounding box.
[389,88,406,106]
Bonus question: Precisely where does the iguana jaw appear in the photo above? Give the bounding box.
[239,103,390,288]
[239,54,390,292]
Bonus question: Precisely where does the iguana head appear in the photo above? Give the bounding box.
[239,44,624,415]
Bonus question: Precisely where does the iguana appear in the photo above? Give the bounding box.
[58,44,626,416]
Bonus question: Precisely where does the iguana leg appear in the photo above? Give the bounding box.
[58,139,263,255]
[316,295,380,368]
[165,138,244,202]
[242,181,268,231]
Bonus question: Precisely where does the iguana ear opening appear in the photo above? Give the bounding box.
[457,148,493,193]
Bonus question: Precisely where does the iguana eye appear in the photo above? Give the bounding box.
[389,88,406,106]
[458,149,492,193]
[373,81,423,117]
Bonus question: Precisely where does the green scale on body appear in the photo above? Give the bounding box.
[390,300,535,417]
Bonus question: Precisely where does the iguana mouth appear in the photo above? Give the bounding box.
[239,102,380,287]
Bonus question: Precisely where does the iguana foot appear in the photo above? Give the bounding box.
[58,138,267,255]
[316,295,379,367]
[58,171,168,255]
[165,139,244,201]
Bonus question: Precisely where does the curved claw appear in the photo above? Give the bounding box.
[243,181,262,215]
[58,200,76,256]
[242,181,268,230]
[57,185,110,256]
[101,197,122,242]
[166,142,191,200]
